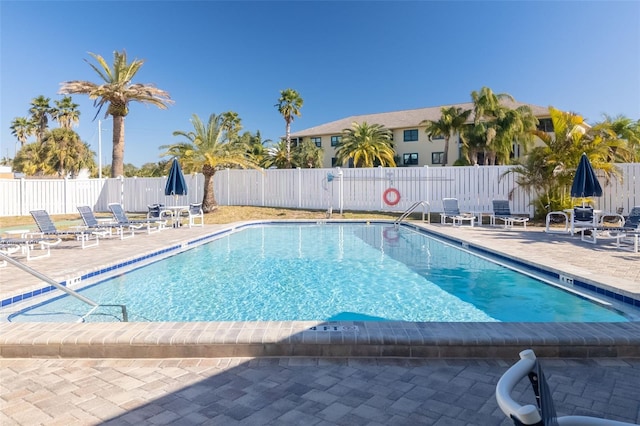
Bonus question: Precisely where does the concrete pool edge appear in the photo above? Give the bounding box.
[1,321,639,359]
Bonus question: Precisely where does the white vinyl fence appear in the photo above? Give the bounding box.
[1,164,639,218]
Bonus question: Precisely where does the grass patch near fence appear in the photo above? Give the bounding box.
[0,206,403,230]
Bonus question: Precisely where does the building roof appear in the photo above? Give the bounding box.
[290,101,550,137]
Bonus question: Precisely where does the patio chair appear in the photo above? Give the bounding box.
[108,203,167,234]
[147,204,173,221]
[490,200,529,229]
[30,210,104,249]
[440,198,475,227]
[0,235,61,261]
[77,206,135,240]
[496,349,636,425]
[179,203,204,228]
[569,206,598,236]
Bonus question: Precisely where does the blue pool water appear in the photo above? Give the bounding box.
[9,223,630,322]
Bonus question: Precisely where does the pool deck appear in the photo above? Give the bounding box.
[1,221,639,424]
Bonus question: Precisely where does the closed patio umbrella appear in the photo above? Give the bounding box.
[571,153,602,206]
[165,158,187,197]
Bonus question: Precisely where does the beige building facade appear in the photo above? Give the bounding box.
[289,101,552,168]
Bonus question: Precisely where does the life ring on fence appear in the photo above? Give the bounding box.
[383,227,400,243]
[383,188,401,206]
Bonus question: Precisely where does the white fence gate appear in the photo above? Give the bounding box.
[1,164,638,218]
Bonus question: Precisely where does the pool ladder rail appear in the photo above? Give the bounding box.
[394,201,431,227]
[0,252,128,322]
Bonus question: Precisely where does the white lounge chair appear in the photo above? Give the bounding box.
[30,209,104,249]
[496,349,636,425]
[77,206,135,240]
[108,203,167,234]
[441,198,475,227]
[490,200,529,229]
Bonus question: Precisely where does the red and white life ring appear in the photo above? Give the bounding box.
[382,188,401,206]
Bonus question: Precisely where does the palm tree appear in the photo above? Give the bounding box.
[275,88,303,168]
[489,105,538,165]
[294,140,323,168]
[160,113,260,212]
[220,111,242,143]
[42,128,95,178]
[13,142,55,176]
[505,107,623,216]
[265,140,290,169]
[29,96,52,143]
[10,117,35,147]
[59,50,173,177]
[52,96,80,129]
[421,106,471,166]
[336,122,395,168]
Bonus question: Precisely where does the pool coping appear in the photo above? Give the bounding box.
[1,220,639,359]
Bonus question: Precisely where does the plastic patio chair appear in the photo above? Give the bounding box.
[178,203,204,228]
[496,349,636,425]
[108,203,167,234]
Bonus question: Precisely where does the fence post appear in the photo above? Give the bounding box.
[261,168,265,207]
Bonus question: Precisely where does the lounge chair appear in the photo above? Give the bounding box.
[30,210,104,249]
[496,349,636,425]
[0,235,62,260]
[490,200,529,229]
[77,206,135,240]
[178,203,204,228]
[108,203,167,234]
[440,198,475,227]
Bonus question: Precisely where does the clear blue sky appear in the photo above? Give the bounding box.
[1,1,639,167]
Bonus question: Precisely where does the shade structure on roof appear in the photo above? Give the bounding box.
[165,158,187,197]
[571,153,602,199]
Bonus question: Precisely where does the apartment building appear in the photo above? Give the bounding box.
[289,101,552,168]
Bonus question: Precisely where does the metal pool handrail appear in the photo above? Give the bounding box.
[394,201,431,226]
[0,252,128,322]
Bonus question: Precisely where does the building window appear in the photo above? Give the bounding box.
[311,137,321,148]
[431,133,444,140]
[331,157,338,167]
[331,136,341,146]
[403,129,419,141]
[432,152,444,165]
[403,153,419,165]
[537,118,554,132]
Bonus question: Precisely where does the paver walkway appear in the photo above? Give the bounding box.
[2,356,639,425]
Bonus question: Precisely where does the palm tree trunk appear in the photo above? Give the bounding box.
[285,120,291,168]
[443,136,450,166]
[202,172,217,213]
[111,116,125,177]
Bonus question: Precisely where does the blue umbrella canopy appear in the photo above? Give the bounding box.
[571,153,602,199]
[165,158,188,197]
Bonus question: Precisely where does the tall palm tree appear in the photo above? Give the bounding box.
[52,96,81,129]
[10,117,35,147]
[336,122,395,168]
[29,96,52,143]
[60,50,173,177]
[275,88,303,168]
[421,106,471,166]
[160,113,260,212]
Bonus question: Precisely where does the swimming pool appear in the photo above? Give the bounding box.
[8,223,632,323]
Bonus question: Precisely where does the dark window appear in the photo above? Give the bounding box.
[331,157,337,167]
[403,153,419,165]
[311,137,321,148]
[537,118,554,132]
[432,152,444,165]
[403,129,419,142]
[431,133,444,140]
[331,136,341,146]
